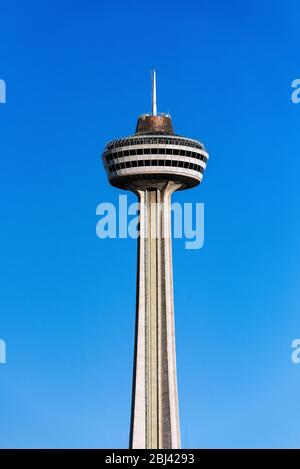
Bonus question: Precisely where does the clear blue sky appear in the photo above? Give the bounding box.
[0,0,299,449]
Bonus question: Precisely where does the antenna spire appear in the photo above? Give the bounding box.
[152,70,157,116]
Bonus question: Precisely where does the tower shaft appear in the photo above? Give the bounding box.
[129,182,181,449]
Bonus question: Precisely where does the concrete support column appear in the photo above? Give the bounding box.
[129,181,181,449]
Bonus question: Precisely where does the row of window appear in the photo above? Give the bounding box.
[105,148,208,162]
[106,137,204,151]
[108,159,205,173]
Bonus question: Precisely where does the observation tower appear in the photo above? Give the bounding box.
[102,71,209,448]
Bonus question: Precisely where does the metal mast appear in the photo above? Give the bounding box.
[152,70,157,116]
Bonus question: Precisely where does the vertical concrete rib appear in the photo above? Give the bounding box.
[130,182,181,449]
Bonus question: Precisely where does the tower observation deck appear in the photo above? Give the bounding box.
[102,71,209,449]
